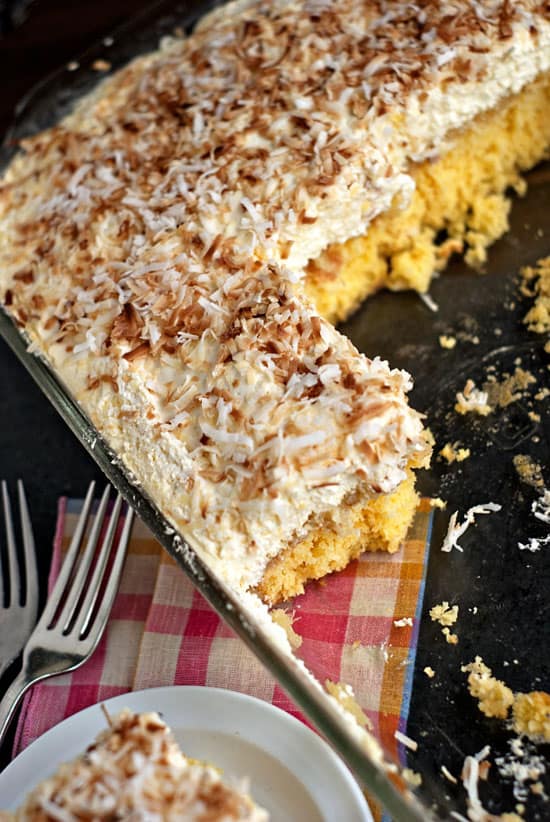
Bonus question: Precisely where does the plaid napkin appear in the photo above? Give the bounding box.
[13,496,432,814]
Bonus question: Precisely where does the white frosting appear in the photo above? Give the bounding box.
[0,0,548,593]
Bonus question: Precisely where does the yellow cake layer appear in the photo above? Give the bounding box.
[306,71,550,324]
[261,72,550,603]
[258,471,418,603]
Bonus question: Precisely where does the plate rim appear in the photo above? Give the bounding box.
[0,684,373,821]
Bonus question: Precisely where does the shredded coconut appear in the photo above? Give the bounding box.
[441,503,501,553]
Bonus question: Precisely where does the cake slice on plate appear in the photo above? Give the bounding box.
[1,1,548,602]
[1,710,268,821]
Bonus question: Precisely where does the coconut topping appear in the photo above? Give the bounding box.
[11,710,268,821]
[1,0,549,590]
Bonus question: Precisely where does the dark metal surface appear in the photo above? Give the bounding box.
[341,165,550,818]
[0,1,548,818]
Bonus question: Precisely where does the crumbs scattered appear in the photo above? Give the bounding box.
[442,627,459,644]
[439,335,457,349]
[429,497,447,509]
[402,768,422,787]
[431,602,459,643]
[430,602,459,627]
[521,256,550,335]
[496,737,547,804]
[440,442,471,463]
[483,367,536,409]
[518,489,550,552]
[513,692,550,742]
[462,657,514,719]
[463,657,550,742]
[424,666,436,678]
[513,455,544,489]
[455,379,492,416]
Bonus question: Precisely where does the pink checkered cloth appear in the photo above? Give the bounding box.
[13,496,432,769]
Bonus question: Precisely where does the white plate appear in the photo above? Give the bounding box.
[0,686,372,821]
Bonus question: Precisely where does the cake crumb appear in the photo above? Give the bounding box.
[402,768,422,787]
[439,335,457,349]
[430,497,447,510]
[535,387,550,401]
[440,442,471,464]
[528,411,541,422]
[430,602,459,627]
[442,627,459,645]
[455,379,492,416]
[484,368,536,409]
[424,666,436,679]
[462,657,514,719]
[521,256,550,335]
[270,609,302,649]
[325,681,373,731]
[513,692,550,742]
[513,455,545,489]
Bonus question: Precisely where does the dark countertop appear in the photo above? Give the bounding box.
[0,2,549,818]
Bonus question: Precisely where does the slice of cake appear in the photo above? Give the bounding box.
[2,710,268,820]
[1,1,548,602]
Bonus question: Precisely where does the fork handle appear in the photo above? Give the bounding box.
[0,668,34,749]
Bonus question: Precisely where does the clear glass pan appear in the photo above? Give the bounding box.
[1,3,548,819]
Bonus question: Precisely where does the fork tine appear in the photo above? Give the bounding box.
[75,493,123,637]
[39,481,96,628]
[17,481,38,610]
[58,485,111,634]
[2,482,20,608]
[80,504,134,641]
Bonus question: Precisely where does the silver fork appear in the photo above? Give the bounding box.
[0,482,134,746]
[0,481,39,680]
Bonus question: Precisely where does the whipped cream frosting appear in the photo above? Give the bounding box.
[1,0,548,590]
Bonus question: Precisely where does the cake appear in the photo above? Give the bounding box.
[1,710,268,820]
[0,1,548,603]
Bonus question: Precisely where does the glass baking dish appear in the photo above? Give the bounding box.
[1,2,548,819]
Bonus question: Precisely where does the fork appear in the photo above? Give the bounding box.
[0,482,134,747]
[0,481,38,680]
